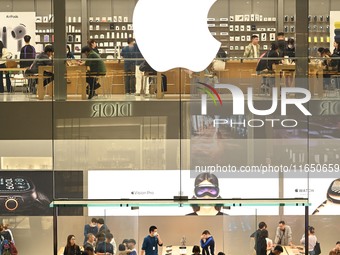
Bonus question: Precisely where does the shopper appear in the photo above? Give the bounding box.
[88,39,100,55]
[276,32,287,57]
[20,35,36,68]
[300,226,317,255]
[84,233,96,251]
[141,226,163,255]
[329,241,340,255]
[81,45,106,99]
[187,173,225,215]
[127,239,137,255]
[2,223,15,244]
[134,42,144,95]
[96,232,115,255]
[243,35,260,58]
[67,45,75,59]
[121,38,137,95]
[192,245,201,255]
[83,246,95,255]
[256,229,273,255]
[268,246,283,255]
[0,40,13,93]
[83,218,98,245]
[251,222,267,253]
[25,44,54,92]
[63,234,81,255]
[274,221,292,246]
[285,38,295,58]
[200,230,215,255]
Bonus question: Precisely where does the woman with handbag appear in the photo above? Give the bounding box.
[300,226,317,255]
[0,40,13,93]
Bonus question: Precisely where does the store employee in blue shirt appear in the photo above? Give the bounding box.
[141,226,163,255]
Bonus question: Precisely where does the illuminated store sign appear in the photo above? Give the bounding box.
[91,103,132,118]
[133,0,220,72]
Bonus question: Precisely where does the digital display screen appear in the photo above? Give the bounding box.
[88,170,279,216]
[0,177,32,192]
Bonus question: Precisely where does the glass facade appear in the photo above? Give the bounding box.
[0,0,340,255]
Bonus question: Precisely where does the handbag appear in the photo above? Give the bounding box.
[314,242,321,255]
[212,59,225,71]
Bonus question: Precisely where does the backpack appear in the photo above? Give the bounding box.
[0,239,18,255]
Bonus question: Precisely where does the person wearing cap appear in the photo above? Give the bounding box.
[127,239,137,255]
[141,226,163,255]
[329,241,340,255]
[81,45,106,99]
[268,246,283,255]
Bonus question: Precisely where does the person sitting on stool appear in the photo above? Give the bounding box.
[81,46,106,99]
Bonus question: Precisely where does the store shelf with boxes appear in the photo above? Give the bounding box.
[35,15,82,56]
[208,14,277,57]
[88,16,134,58]
[308,14,330,56]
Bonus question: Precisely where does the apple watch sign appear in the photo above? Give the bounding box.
[133,0,221,72]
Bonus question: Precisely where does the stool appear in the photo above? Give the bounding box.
[141,72,157,96]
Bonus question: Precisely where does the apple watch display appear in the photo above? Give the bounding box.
[312,178,340,215]
[0,176,50,214]
[0,171,83,216]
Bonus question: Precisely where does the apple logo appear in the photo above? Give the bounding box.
[133,0,221,72]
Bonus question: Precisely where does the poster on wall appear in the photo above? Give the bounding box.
[0,12,36,57]
[284,178,340,215]
[0,170,83,216]
[88,170,279,216]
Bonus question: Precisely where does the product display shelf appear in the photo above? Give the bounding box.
[307,14,330,56]
[35,19,82,55]
[208,16,277,57]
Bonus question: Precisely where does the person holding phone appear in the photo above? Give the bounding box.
[141,226,163,255]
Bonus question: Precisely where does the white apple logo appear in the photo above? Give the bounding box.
[133,0,221,72]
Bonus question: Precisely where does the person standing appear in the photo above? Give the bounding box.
[274,221,292,246]
[134,42,144,95]
[81,46,106,99]
[300,226,317,255]
[96,233,115,255]
[127,239,137,255]
[251,222,267,254]
[200,230,215,255]
[141,226,163,255]
[19,35,36,68]
[277,32,287,57]
[0,40,13,93]
[83,218,98,245]
[243,35,260,58]
[84,233,96,251]
[121,38,137,95]
[63,235,81,255]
